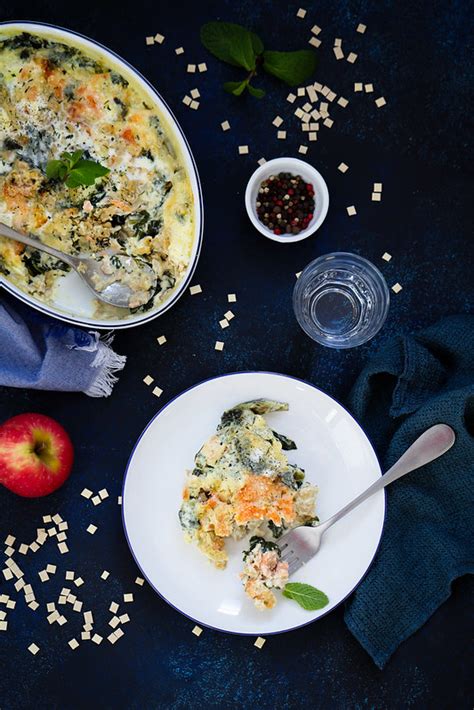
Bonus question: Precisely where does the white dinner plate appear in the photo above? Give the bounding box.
[0,22,203,329]
[122,372,385,635]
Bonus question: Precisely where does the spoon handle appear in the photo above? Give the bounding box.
[0,222,78,269]
[320,424,456,531]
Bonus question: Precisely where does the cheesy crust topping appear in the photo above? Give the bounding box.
[179,399,318,609]
[0,31,194,317]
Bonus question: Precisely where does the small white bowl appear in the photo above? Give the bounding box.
[245,157,329,243]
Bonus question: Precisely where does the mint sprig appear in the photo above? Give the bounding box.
[46,150,110,189]
[200,21,317,98]
[282,583,329,611]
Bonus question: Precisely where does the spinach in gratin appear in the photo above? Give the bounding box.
[179,399,319,610]
[0,31,194,316]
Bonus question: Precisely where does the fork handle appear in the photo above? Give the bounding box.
[319,424,455,532]
[0,222,78,268]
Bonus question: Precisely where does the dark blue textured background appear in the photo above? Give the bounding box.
[0,0,472,708]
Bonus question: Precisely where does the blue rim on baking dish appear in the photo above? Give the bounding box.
[121,371,386,636]
[0,21,204,330]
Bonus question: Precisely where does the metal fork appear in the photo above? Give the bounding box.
[279,424,456,575]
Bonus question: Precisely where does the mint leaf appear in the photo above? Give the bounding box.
[262,49,317,86]
[223,79,248,96]
[46,151,109,189]
[69,150,84,166]
[201,22,261,71]
[65,159,110,188]
[247,84,265,98]
[71,149,83,161]
[45,160,62,179]
[282,583,329,611]
[250,32,264,56]
[62,149,83,167]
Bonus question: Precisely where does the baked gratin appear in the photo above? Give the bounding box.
[179,399,318,610]
[0,30,194,317]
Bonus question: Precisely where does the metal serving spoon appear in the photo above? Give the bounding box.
[279,424,456,574]
[0,222,157,309]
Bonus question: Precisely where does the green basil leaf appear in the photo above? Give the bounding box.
[201,22,259,71]
[282,583,329,611]
[247,84,265,98]
[223,80,248,96]
[262,49,317,86]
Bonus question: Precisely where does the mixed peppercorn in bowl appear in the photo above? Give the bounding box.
[256,173,316,236]
[245,157,329,243]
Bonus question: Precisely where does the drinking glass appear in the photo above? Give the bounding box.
[293,252,390,348]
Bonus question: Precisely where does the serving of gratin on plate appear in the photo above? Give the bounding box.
[179,398,319,610]
[123,372,385,636]
[0,23,203,328]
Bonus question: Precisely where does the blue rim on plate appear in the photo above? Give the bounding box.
[0,21,204,329]
[121,371,386,637]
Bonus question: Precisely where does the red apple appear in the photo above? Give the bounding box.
[0,413,74,497]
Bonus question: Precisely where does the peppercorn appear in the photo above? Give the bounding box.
[254,172,316,236]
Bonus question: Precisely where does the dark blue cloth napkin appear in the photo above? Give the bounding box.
[0,295,126,396]
[344,315,474,667]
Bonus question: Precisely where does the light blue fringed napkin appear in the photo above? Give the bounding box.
[0,296,126,397]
